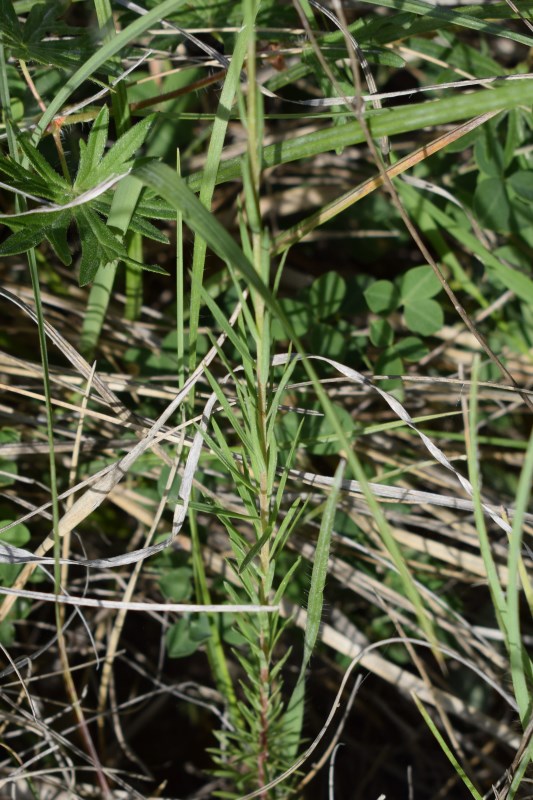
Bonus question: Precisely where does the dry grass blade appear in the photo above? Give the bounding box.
[0,298,244,623]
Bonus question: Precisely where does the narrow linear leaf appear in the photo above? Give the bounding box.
[17,135,68,189]
[0,226,47,256]
[75,105,109,188]
[412,692,484,800]
[31,0,188,143]
[133,161,278,312]
[186,80,533,191]
[360,0,533,47]
[303,457,346,668]
[95,114,156,182]
[239,525,274,575]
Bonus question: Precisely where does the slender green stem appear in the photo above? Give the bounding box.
[176,150,185,390]
[0,44,60,607]
[188,498,238,717]
[124,232,143,321]
[93,0,131,136]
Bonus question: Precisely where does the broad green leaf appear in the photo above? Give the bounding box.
[0,620,15,647]
[271,299,310,339]
[131,193,176,221]
[127,215,169,245]
[0,154,58,201]
[375,353,403,389]
[0,0,95,71]
[45,226,71,265]
[0,428,19,445]
[404,298,444,335]
[370,318,394,347]
[158,568,193,602]
[0,0,21,39]
[474,123,506,177]
[474,178,512,232]
[76,205,126,284]
[0,520,30,549]
[364,279,400,313]
[310,322,346,359]
[0,521,31,587]
[0,464,17,489]
[401,266,441,303]
[309,272,346,319]
[166,616,211,659]
[508,171,533,203]
[392,336,428,362]
[220,613,247,646]
[75,205,167,285]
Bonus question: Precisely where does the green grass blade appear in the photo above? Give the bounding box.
[0,46,61,603]
[80,175,143,357]
[31,0,188,144]
[412,692,484,800]
[466,359,508,634]
[359,0,533,47]
[200,288,255,368]
[282,459,346,758]
[507,424,533,724]
[188,498,238,720]
[124,231,143,320]
[93,0,131,137]
[134,162,274,307]
[508,734,533,800]
[134,159,442,660]
[176,150,185,389]
[188,17,252,376]
[303,457,346,670]
[185,79,533,192]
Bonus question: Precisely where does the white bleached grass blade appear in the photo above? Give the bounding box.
[0,172,130,219]
[0,349,522,572]
[0,586,276,614]
[270,353,514,534]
